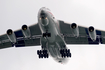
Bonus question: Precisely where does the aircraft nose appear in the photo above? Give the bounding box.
[40,10,47,19]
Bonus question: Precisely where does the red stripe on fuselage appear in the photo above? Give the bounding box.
[48,11,54,16]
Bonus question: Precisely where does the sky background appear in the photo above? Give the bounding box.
[0,0,105,70]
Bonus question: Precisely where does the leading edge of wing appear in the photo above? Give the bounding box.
[0,23,42,48]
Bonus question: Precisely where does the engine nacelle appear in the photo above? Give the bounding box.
[22,25,31,38]
[70,23,79,37]
[6,29,16,43]
[88,26,96,41]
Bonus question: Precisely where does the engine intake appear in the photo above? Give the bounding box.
[89,26,94,32]
[6,29,16,43]
[71,23,77,29]
[22,25,31,38]
[22,25,27,30]
[7,29,13,35]
[71,23,79,37]
[88,26,96,41]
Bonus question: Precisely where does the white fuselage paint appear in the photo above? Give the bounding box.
[38,7,69,64]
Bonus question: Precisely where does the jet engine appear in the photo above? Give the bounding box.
[88,26,96,41]
[70,23,79,37]
[22,25,31,38]
[6,29,16,43]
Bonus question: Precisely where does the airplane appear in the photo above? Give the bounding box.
[0,7,105,64]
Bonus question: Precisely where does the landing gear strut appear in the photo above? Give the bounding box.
[43,30,51,37]
[37,50,49,58]
[43,33,51,37]
[60,49,71,58]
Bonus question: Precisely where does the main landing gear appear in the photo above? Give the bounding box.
[37,50,49,58]
[60,49,71,58]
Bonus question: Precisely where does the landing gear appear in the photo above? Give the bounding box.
[43,33,51,37]
[60,49,71,58]
[42,30,51,37]
[37,50,49,58]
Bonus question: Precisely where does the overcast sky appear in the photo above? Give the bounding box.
[0,0,105,70]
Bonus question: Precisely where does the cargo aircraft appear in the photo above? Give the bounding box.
[0,7,105,64]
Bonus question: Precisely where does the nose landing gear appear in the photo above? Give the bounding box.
[42,30,51,37]
[43,33,51,37]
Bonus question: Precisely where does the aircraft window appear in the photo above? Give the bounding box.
[40,7,46,11]
[41,7,46,9]
[47,8,50,11]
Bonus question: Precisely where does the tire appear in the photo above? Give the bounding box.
[46,54,48,58]
[39,50,42,54]
[43,33,46,37]
[67,49,70,53]
[41,54,43,58]
[61,54,63,58]
[39,54,41,58]
[65,49,68,53]
[67,53,70,57]
[62,49,65,54]
[37,50,40,55]
[64,53,66,58]
[43,54,46,58]
[47,33,51,37]
[44,50,47,54]
[43,50,45,54]
[60,49,63,54]
[68,53,71,57]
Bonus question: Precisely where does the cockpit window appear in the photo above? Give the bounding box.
[40,7,50,11]
[39,7,46,11]
[40,12,47,19]
[47,8,50,11]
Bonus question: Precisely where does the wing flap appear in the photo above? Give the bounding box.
[0,23,42,49]
[0,34,13,49]
[64,36,89,44]
[59,20,104,44]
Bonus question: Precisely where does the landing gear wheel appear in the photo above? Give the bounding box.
[46,54,48,58]
[67,49,70,53]
[42,33,51,37]
[63,53,66,58]
[68,53,71,57]
[60,50,63,54]
[65,49,68,53]
[43,54,46,58]
[67,53,69,57]
[41,54,43,58]
[37,50,49,58]
[43,50,47,54]
[37,50,40,55]
[39,54,41,58]
[43,33,46,37]
[60,49,71,58]
[47,33,51,37]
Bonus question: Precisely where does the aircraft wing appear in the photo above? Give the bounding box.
[59,20,105,44]
[0,23,42,49]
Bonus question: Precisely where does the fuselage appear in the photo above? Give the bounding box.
[37,7,69,64]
